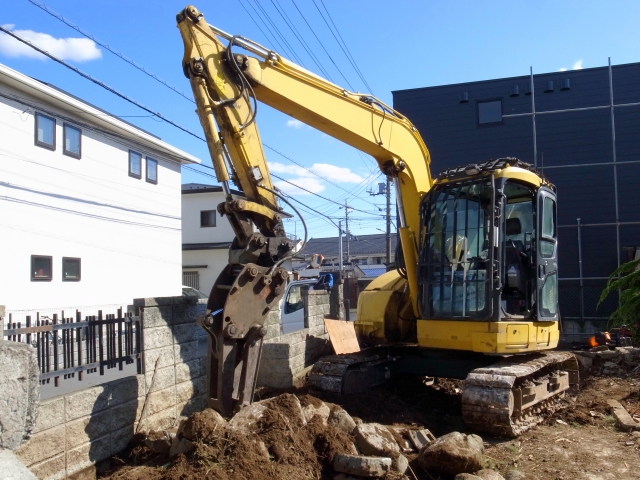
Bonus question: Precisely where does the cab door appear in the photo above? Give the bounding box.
[536,188,559,321]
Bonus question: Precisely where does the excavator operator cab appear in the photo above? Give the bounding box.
[418,159,559,324]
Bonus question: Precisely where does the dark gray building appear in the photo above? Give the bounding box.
[393,62,640,340]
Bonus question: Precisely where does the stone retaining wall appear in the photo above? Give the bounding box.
[15,296,208,479]
[257,289,333,388]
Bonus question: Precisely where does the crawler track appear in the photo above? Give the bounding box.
[308,349,579,437]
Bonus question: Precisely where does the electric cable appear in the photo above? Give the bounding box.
[290,0,356,91]
[270,0,334,81]
[237,0,287,56]
[0,25,206,143]
[26,0,195,104]
[318,0,375,95]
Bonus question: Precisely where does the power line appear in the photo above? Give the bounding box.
[0,25,206,143]
[289,0,357,91]
[248,0,307,67]
[270,0,334,81]
[311,0,373,94]
[318,0,374,95]
[238,0,291,58]
[27,0,195,104]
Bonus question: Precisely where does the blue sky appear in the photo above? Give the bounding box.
[2,0,640,239]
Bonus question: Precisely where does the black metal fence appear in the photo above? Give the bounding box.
[3,307,142,387]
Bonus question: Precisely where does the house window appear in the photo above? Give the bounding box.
[62,257,81,281]
[35,113,56,150]
[146,157,158,184]
[63,124,81,158]
[200,210,217,227]
[31,255,52,281]
[478,100,503,125]
[129,150,142,179]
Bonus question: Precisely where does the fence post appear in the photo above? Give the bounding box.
[98,310,104,375]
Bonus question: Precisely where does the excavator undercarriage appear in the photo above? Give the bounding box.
[309,348,578,437]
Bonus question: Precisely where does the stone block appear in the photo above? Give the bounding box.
[174,340,203,363]
[66,434,111,477]
[175,358,205,384]
[264,310,281,326]
[33,397,65,434]
[141,306,173,328]
[0,340,40,449]
[418,431,484,478]
[134,297,177,308]
[333,454,392,478]
[176,376,206,403]
[574,353,593,370]
[145,365,176,393]
[148,387,176,416]
[15,425,65,466]
[173,323,201,344]
[146,406,178,432]
[65,386,108,422]
[111,424,136,456]
[328,407,357,435]
[270,329,307,345]
[65,410,111,450]
[110,398,143,431]
[108,376,143,407]
[172,304,205,326]
[28,452,66,480]
[354,423,400,456]
[310,324,327,337]
[143,326,174,351]
[144,345,175,371]
[263,323,281,340]
[0,449,38,480]
[256,371,293,389]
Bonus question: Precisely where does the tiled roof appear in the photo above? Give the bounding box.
[302,233,397,258]
[355,265,387,277]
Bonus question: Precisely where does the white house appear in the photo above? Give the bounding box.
[181,183,241,296]
[0,62,200,310]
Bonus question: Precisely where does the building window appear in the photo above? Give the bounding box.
[200,210,217,227]
[129,150,142,179]
[31,255,52,281]
[63,124,81,158]
[146,157,158,184]
[477,100,503,125]
[35,113,56,150]
[62,257,81,281]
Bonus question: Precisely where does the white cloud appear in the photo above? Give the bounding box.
[0,25,101,62]
[573,59,583,70]
[558,67,567,72]
[268,161,363,185]
[274,177,325,196]
[286,119,305,128]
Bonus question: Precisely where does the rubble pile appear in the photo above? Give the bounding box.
[574,346,640,376]
[103,393,507,480]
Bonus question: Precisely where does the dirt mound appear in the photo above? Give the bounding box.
[100,394,367,480]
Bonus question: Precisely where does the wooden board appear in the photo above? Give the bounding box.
[324,318,361,355]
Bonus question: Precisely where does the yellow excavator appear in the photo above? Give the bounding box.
[176,5,578,437]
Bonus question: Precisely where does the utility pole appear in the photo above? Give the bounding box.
[344,200,350,273]
[386,176,391,265]
[369,178,392,265]
[338,220,343,273]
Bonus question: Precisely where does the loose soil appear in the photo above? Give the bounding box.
[99,374,640,480]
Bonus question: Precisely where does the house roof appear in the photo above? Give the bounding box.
[303,232,397,258]
[0,62,200,165]
[181,183,244,196]
[355,265,388,278]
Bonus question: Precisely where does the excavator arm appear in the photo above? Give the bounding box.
[176,5,432,415]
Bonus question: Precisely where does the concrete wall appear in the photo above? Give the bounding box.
[257,289,332,388]
[0,85,184,310]
[15,296,208,479]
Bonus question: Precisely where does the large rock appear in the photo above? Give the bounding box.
[0,449,37,479]
[302,401,331,425]
[332,454,392,478]
[573,353,593,370]
[504,470,526,480]
[169,437,195,457]
[226,402,268,433]
[418,431,485,477]
[475,469,506,480]
[598,350,622,363]
[454,475,482,480]
[623,349,640,367]
[354,423,400,456]
[328,406,357,435]
[393,454,409,474]
[0,341,40,450]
